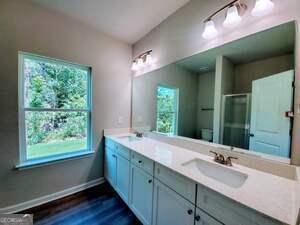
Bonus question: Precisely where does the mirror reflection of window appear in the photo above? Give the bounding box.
[156,85,178,135]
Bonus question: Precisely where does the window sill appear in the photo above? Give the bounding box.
[15,150,94,170]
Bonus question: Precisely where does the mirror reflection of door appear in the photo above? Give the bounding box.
[249,70,294,158]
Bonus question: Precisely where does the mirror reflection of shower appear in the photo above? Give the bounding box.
[221,94,251,149]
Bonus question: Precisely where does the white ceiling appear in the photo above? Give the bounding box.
[31,0,190,44]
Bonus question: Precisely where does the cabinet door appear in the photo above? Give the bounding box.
[152,180,195,225]
[115,155,130,203]
[129,164,153,225]
[195,208,223,225]
[104,147,116,187]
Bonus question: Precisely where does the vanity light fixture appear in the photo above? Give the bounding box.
[145,53,153,65]
[202,0,274,39]
[137,57,144,69]
[131,61,138,71]
[251,0,274,17]
[223,3,246,28]
[202,20,218,40]
[131,50,153,71]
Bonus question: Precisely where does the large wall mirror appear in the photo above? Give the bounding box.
[132,21,296,161]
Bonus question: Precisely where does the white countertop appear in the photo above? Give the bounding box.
[105,133,299,225]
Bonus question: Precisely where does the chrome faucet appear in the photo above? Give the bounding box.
[210,151,238,167]
[134,131,143,138]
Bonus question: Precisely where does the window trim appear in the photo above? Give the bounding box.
[156,84,179,135]
[18,52,93,167]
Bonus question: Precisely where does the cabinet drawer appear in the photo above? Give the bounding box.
[105,138,117,150]
[115,143,130,160]
[155,163,196,203]
[105,138,130,160]
[131,151,154,175]
[197,184,281,225]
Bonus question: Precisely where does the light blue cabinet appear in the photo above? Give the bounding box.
[104,147,116,186]
[129,164,153,225]
[115,154,130,203]
[105,138,279,225]
[195,208,223,225]
[152,180,195,225]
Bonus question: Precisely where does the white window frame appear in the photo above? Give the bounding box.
[156,84,179,135]
[17,52,93,168]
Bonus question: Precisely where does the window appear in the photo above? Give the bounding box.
[18,52,92,165]
[156,85,178,135]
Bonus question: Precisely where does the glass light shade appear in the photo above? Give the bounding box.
[223,5,242,28]
[145,53,153,65]
[202,20,218,40]
[251,0,274,17]
[131,61,138,71]
[137,58,144,68]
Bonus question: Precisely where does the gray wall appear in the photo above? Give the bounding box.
[132,64,199,138]
[0,0,132,208]
[196,72,215,138]
[233,54,294,93]
[213,56,234,143]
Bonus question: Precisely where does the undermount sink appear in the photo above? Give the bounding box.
[182,158,248,188]
[117,135,142,142]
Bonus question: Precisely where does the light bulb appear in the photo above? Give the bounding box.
[137,58,144,68]
[202,20,218,40]
[251,0,274,17]
[145,53,153,65]
[131,61,138,71]
[223,5,242,28]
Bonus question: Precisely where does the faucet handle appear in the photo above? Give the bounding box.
[225,156,238,166]
[210,151,220,161]
[210,150,218,157]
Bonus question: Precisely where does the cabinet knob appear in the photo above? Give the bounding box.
[148,179,152,183]
[187,209,193,215]
[195,215,201,221]
[138,160,142,164]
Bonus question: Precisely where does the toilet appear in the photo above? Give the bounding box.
[201,129,213,142]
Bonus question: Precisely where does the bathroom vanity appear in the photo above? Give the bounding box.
[104,132,299,225]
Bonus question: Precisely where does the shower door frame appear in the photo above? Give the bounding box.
[220,93,252,149]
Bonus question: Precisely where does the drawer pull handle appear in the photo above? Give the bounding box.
[148,179,152,183]
[195,215,201,221]
[138,160,142,164]
[112,154,116,158]
[187,209,193,215]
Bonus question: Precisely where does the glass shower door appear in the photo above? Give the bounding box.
[221,94,251,149]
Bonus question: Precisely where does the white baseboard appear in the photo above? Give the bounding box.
[0,177,106,214]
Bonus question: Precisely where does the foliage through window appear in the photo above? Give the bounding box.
[19,52,92,162]
[156,85,178,135]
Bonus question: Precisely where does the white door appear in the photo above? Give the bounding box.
[249,70,294,157]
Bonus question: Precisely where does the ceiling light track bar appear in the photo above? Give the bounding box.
[204,0,240,22]
[133,50,153,62]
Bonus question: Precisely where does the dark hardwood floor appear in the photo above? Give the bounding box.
[20,182,142,225]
